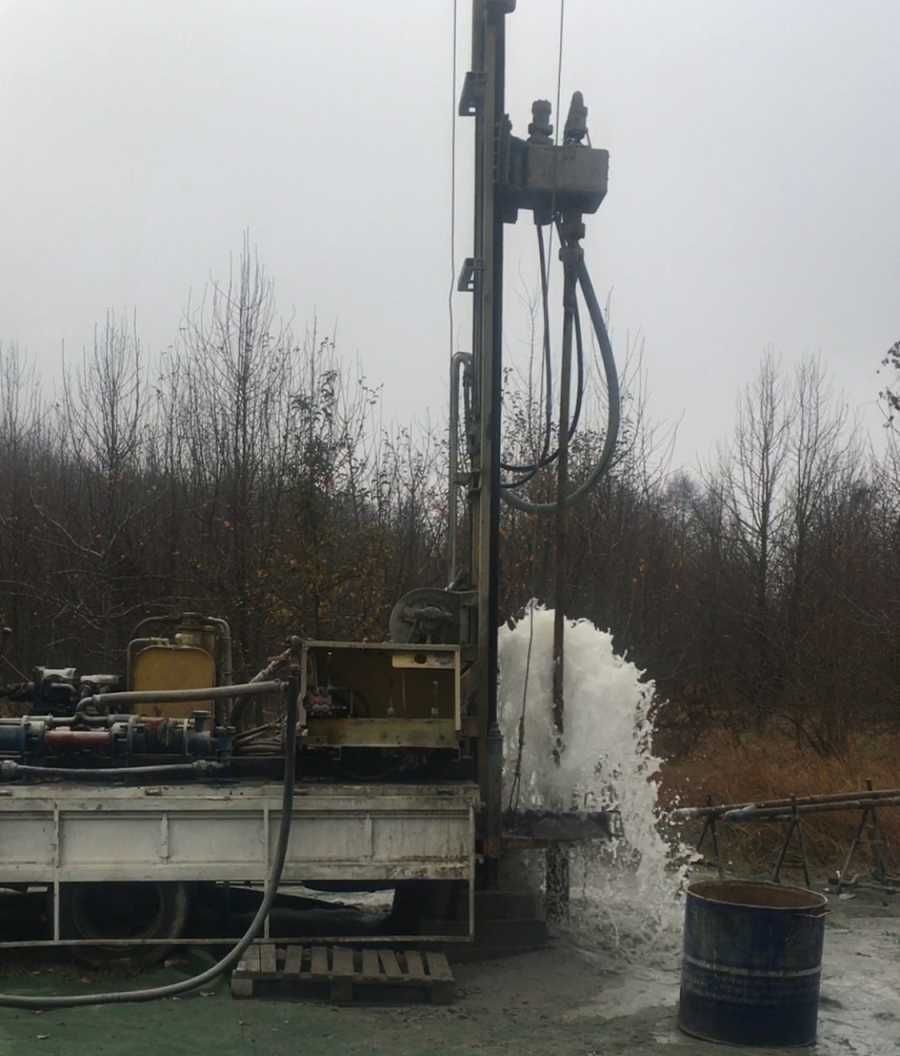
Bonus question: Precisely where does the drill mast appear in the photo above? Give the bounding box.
[455,1,617,869]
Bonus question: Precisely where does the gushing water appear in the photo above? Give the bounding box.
[499,605,689,964]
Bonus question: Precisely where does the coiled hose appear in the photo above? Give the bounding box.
[0,687,299,1008]
[501,254,620,513]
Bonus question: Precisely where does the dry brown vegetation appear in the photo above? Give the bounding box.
[659,726,900,874]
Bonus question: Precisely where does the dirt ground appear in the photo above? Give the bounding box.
[0,888,895,1056]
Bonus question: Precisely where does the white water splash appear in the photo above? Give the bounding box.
[499,604,689,964]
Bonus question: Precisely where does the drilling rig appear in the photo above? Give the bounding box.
[0,0,619,967]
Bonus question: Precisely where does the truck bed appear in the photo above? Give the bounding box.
[0,780,479,946]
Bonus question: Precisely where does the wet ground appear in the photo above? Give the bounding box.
[0,887,895,1056]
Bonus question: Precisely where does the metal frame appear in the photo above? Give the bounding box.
[677,786,900,892]
[300,640,463,734]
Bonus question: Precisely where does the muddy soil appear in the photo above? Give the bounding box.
[0,888,895,1056]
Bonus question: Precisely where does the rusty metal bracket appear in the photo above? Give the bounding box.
[771,800,811,887]
[457,257,482,293]
[458,72,485,117]
[695,795,724,878]
[836,779,894,893]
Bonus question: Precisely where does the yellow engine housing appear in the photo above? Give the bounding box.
[130,644,216,718]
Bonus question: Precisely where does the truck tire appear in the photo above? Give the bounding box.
[59,881,191,970]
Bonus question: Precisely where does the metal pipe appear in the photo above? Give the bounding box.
[129,614,181,641]
[0,934,474,949]
[551,244,578,744]
[673,787,900,819]
[723,797,900,822]
[205,617,234,725]
[250,643,300,685]
[44,730,111,750]
[448,351,472,586]
[15,715,133,727]
[204,617,233,685]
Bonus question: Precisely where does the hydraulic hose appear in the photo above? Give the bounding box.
[501,254,620,513]
[501,297,585,488]
[77,680,283,713]
[0,760,224,780]
[0,684,299,1009]
[501,224,555,473]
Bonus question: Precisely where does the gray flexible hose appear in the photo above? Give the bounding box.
[501,255,620,513]
[78,680,283,712]
[0,688,299,1008]
[0,760,224,780]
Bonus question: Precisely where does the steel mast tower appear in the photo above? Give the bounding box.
[459,0,510,874]
[456,0,617,879]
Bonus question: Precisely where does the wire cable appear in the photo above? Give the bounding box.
[501,225,554,475]
[536,224,554,462]
[502,253,620,512]
[501,226,587,489]
[507,601,536,812]
[545,0,567,280]
[501,281,585,487]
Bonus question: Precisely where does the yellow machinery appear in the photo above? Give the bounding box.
[302,641,463,751]
[127,613,232,721]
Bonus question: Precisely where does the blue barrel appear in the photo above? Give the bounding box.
[679,880,827,1047]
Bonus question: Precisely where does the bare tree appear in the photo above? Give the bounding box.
[713,353,790,727]
[879,338,900,427]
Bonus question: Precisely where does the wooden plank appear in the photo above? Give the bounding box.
[283,946,303,976]
[310,946,329,977]
[330,952,354,1005]
[230,943,455,1005]
[379,950,403,978]
[260,944,277,975]
[424,951,453,981]
[331,947,354,977]
[361,949,381,980]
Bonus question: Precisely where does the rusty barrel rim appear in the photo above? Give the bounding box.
[686,879,828,913]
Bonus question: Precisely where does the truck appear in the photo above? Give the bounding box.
[0,0,620,979]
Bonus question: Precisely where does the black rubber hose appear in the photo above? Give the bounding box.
[501,224,555,473]
[0,687,299,1008]
[501,254,620,513]
[501,295,585,488]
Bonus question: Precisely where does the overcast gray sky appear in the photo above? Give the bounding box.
[2,0,898,469]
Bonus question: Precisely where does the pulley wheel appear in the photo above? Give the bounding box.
[388,588,462,644]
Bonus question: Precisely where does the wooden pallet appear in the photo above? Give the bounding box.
[231,944,455,1004]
